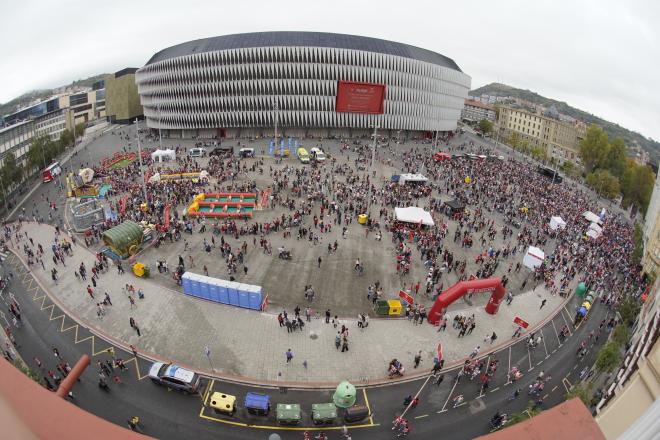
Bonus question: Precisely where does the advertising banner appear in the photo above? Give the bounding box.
[336,81,385,114]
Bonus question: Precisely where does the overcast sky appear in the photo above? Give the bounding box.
[2,0,658,140]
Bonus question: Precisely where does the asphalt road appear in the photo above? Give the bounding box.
[2,250,609,440]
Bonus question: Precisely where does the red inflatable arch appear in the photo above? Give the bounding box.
[428,278,506,325]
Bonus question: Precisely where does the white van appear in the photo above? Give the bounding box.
[310,147,326,162]
[188,147,207,157]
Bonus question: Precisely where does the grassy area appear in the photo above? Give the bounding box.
[108,158,134,170]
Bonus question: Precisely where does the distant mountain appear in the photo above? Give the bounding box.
[0,73,109,118]
[470,83,659,165]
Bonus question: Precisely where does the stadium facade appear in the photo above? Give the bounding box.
[135,32,471,139]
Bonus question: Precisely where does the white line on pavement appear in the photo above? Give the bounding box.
[551,318,561,346]
[441,377,460,412]
[540,328,549,357]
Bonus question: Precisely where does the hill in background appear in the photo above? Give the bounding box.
[470,82,659,165]
[0,73,109,117]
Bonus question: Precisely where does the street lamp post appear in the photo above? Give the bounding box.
[133,118,149,204]
[365,124,379,216]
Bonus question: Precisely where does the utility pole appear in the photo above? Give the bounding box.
[134,118,148,204]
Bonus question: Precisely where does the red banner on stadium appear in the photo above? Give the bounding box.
[336,81,385,114]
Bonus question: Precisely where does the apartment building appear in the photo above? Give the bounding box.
[497,105,587,163]
[461,99,496,122]
[642,172,660,276]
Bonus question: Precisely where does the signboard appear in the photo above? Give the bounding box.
[398,290,414,305]
[336,81,385,114]
[513,316,529,328]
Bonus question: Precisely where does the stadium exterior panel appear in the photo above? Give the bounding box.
[135,32,471,139]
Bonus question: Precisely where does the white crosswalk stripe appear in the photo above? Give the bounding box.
[0,252,7,261]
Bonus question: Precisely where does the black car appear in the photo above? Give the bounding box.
[210,146,234,156]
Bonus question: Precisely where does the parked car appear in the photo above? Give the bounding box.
[148,362,201,394]
[239,147,255,158]
[188,148,207,157]
[209,146,234,156]
[297,147,310,164]
[310,147,326,162]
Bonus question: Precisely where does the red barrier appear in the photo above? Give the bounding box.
[428,278,505,325]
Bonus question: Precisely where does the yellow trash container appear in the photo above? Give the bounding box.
[358,214,368,225]
[210,392,236,415]
[132,263,146,277]
[387,299,402,315]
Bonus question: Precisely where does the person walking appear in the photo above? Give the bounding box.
[508,388,521,400]
[413,351,422,368]
[335,332,341,350]
[285,349,293,364]
[86,285,94,299]
[506,291,513,305]
[318,256,322,268]
[540,299,547,309]
[325,309,331,324]
[469,346,480,359]
[341,337,349,352]
[489,332,498,344]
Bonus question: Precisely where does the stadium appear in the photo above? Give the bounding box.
[135,31,471,139]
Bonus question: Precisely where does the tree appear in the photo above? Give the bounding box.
[504,401,541,428]
[478,119,494,136]
[618,296,641,327]
[585,169,620,199]
[579,125,610,172]
[621,162,655,214]
[59,128,74,149]
[26,136,48,172]
[74,122,86,139]
[1,152,22,187]
[611,324,631,348]
[603,137,627,178]
[595,341,621,373]
[507,132,521,149]
[566,382,594,407]
[561,160,580,178]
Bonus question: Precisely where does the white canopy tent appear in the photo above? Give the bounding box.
[586,229,602,239]
[523,246,545,269]
[589,223,603,233]
[394,207,435,226]
[151,149,176,163]
[582,211,603,225]
[398,173,428,185]
[549,216,566,230]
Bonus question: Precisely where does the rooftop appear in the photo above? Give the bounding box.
[145,31,462,72]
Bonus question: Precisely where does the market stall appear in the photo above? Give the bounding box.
[398,173,428,186]
[523,246,545,269]
[549,216,566,230]
[394,207,435,226]
[150,149,176,163]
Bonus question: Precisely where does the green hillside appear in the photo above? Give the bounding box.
[470,83,659,165]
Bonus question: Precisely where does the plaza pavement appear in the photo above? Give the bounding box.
[10,221,567,386]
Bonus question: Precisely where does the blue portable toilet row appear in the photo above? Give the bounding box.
[181,272,263,310]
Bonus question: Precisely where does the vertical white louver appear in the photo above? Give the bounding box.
[136,39,471,134]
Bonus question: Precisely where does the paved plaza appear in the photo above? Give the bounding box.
[10,221,564,385]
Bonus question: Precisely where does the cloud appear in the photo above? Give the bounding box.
[1,0,658,140]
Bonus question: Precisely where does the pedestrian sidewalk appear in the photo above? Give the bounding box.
[10,221,565,386]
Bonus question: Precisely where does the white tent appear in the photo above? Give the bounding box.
[523,246,545,269]
[78,168,94,183]
[589,223,603,233]
[399,173,428,185]
[394,207,435,226]
[586,229,602,239]
[582,211,603,225]
[148,172,161,183]
[549,216,566,230]
[151,149,176,163]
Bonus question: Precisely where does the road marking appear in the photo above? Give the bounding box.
[441,376,460,412]
[543,394,549,400]
[506,346,511,384]
[551,386,558,392]
[560,307,573,334]
[401,373,433,419]
[202,379,214,405]
[562,377,573,393]
[551,319,561,346]
[540,328,549,358]
[363,388,375,425]
[490,387,500,392]
[414,414,428,419]
[527,346,533,371]
[437,409,447,414]
[457,402,467,407]
[537,361,543,366]
[477,354,491,398]
[528,366,535,372]
[552,349,557,353]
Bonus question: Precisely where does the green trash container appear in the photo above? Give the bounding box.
[576,282,587,297]
[311,403,337,425]
[276,403,301,425]
[374,299,390,315]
